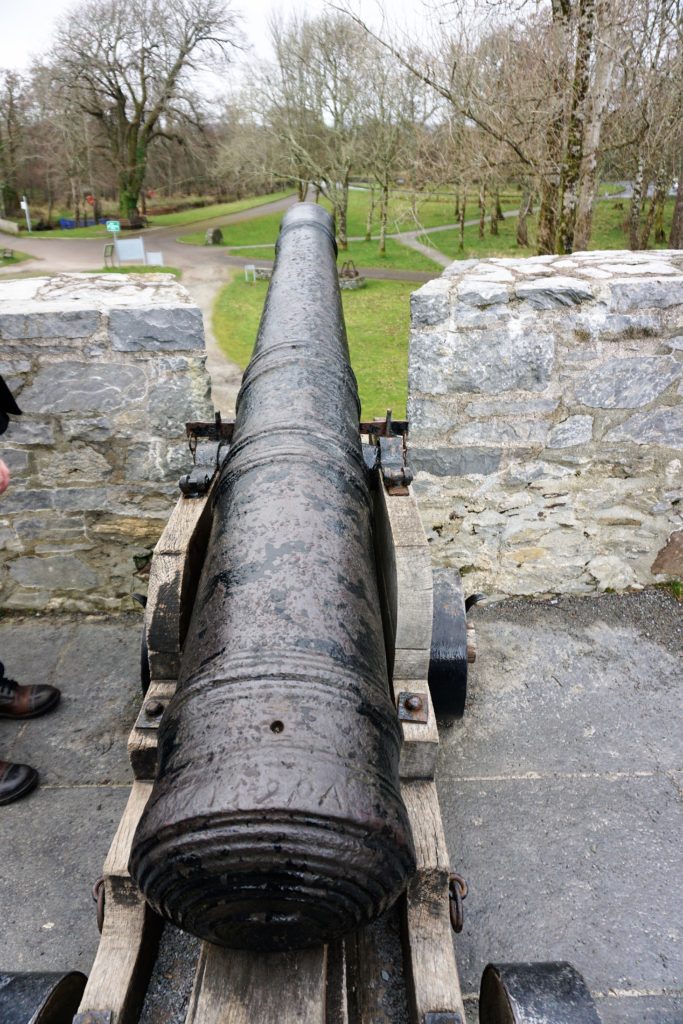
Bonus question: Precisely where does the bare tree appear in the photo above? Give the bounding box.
[0,71,27,218]
[49,0,242,217]
[261,12,369,248]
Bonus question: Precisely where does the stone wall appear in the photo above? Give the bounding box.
[0,274,213,611]
[409,250,683,595]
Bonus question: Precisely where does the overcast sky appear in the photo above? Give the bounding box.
[0,0,427,73]
[0,0,331,71]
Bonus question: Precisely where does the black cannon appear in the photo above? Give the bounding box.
[129,204,417,952]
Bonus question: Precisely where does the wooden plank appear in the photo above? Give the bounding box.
[185,944,327,1024]
[128,680,176,780]
[401,781,466,1024]
[77,892,161,1024]
[145,481,215,683]
[374,484,433,683]
[393,679,439,780]
[103,781,153,877]
[78,781,160,1024]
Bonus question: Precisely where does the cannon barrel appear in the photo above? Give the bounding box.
[129,203,416,952]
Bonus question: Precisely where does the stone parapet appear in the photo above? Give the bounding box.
[409,250,683,595]
[0,274,213,611]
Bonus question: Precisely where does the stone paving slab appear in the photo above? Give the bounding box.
[0,785,130,972]
[439,590,682,1021]
[2,615,141,786]
[0,593,680,1024]
[439,773,681,994]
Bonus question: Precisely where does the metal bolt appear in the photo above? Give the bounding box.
[145,700,165,717]
[404,694,423,712]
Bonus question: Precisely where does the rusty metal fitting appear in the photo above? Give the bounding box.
[448,872,468,933]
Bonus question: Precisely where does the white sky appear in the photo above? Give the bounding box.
[0,0,430,73]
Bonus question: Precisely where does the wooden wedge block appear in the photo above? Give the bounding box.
[185,944,327,1024]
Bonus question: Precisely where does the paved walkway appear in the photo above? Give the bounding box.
[0,590,680,1021]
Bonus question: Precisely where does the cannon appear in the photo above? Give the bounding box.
[66,202,601,1023]
[129,204,417,952]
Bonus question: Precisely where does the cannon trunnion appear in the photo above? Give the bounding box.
[128,205,416,952]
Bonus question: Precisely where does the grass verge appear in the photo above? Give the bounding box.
[26,191,294,239]
[418,197,677,259]
[87,265,182,278]
[213,276,413,418]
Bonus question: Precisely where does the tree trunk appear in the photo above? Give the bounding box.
[478,184,486,239]
[379,183,389,255]
[336,180,349,250]
[573,7,616,250]
[669,169,683,248]
[365,185,375,241]
[489,189,501,236]
[640,169,668,249]
[629,156,646,250]
[516,186,533,247]
[459,187,466,251]
[557,0,596,254]
[454,189,460,221]
[537,1,571,254]
[297,179,306,202]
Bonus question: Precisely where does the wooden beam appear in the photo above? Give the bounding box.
[185,945,327,1024]
[401,781,467,1024]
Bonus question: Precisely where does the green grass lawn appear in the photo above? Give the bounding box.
[184,220,440,272]
[27,191,294,239]
[418,197,677,259]
[181,187,522,249]
[213,276,413,417]
[87,265,182,278]
[0,249,31,268]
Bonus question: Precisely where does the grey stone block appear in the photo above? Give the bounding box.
[547,415,594,448]
[458,278,510,306]
[410,326,555,395]
[4,420,55,445]
[610,279,683,312]
[409,446,502,476]
[1,488,53,511]
[465,398,559,418]
[606,407,683,447]
[20,361,146,415]
[0,310,99,339]
[410,279,450,326]
[515,276,594,308]
[450,419,548,445]
[574,357,680,408]
[1,450,29,474]
[110,306,204,351]
[8,553,99,590]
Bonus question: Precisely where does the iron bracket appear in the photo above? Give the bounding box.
[134,698,168,731]
[362,410,413,494]
[185,410,235,442]
[397,690,429,724]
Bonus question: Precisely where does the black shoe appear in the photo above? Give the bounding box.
[0,662,61,719]
[0,760,39,805]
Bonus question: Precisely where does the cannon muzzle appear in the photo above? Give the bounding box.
[128,203,416,951]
